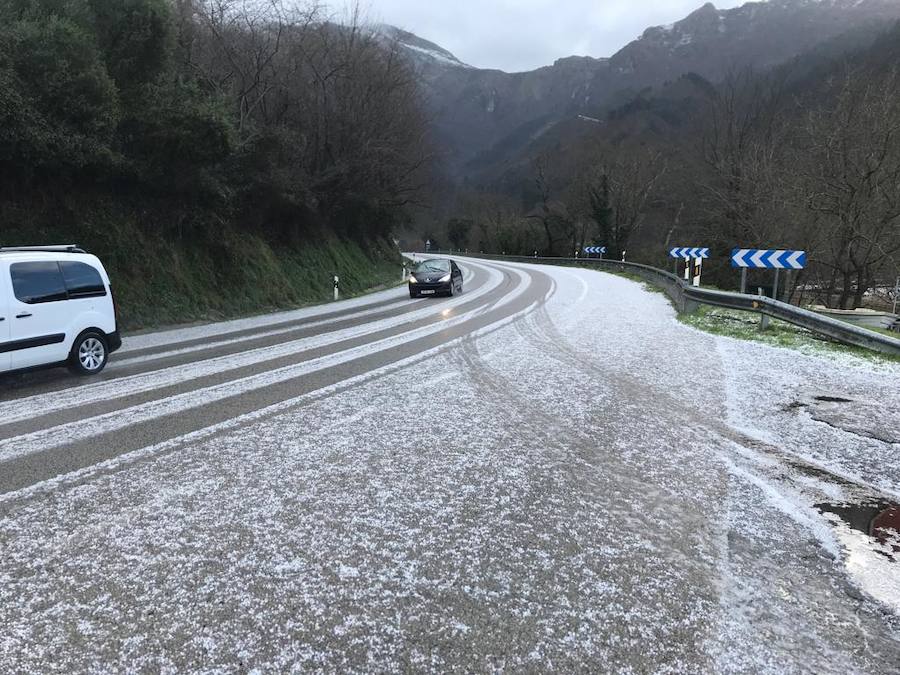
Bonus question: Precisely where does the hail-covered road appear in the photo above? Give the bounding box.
[1,257,899,673]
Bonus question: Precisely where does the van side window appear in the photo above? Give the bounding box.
[60,261,106,298]
[10,262,68,304]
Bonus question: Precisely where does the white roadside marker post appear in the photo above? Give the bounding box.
[758,286,770,331]
[684,258,691,281]
[621,250,626,262]
[893,276,899,316]
[693,257,702,287]
[333,275,340,302]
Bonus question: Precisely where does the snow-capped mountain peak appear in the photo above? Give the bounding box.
[375,24,472,70]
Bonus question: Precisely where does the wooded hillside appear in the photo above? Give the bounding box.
[0,0,429,327]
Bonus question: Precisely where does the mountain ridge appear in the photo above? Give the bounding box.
[382,0,900,178]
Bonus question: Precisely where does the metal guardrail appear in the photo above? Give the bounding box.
[437,252,900,356]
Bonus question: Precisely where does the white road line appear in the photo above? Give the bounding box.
[119,266,478,354]
[0,265,497,426]
[114,299,408,367]
[113,266,480,367]
[120,286,406,353]
[0,263,530,462]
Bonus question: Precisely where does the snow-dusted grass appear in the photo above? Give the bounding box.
[681,305,900,364]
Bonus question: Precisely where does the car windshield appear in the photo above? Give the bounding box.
[414,259,450,274]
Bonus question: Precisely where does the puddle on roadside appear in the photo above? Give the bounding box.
[729,428,900,566]
[817,501,900,560]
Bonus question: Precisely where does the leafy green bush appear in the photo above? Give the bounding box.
[0,15,119,171]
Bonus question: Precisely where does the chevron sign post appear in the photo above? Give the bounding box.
[669,248,710,284]
[731,248,807,300]
[583,246,607,257]
[669,247,710,260]
[731,249,807,270]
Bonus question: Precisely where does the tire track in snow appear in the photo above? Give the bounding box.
[0,268,482,403]
[114,267,480,366]
[0,266,499,429]
[0,262,529,466]
[0,264,545,500]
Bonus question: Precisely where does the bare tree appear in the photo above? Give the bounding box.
[185,0,432,239]
[699,68,796,249]
[801,66,900,308]
[583,145,667,258]
[527,154,575,256]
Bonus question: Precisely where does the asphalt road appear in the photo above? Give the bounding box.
[0,259,548,495]
[1,256,899,673]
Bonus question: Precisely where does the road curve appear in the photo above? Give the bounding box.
[0,259,551,495]
[1,256,899,673]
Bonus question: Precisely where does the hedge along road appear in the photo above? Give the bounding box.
[1,256,900,672]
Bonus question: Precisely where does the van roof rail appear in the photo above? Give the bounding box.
[0,244,86,254]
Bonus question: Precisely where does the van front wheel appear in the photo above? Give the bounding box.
[69,331,109,376]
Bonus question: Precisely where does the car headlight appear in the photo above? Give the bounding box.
[409,275,418,284]
[439,273,451,283]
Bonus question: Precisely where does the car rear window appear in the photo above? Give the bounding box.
[10,261,68,304]
[60,261,106,298]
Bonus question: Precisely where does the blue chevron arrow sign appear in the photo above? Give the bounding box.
[583,246,607,255]
[669,247,710,259]
[731,249,807,269]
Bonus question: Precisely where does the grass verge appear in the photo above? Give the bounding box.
[679,305,900,364]
[111,233,402,331]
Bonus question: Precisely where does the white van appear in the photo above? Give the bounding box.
[0,245,121,376]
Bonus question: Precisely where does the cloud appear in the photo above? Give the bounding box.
[360,0,749,72]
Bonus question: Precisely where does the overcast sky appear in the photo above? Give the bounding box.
[362,0,749,72]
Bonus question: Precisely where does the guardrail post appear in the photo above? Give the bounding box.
[683,296,700,314]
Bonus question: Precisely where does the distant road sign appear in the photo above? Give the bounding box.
[583,246,607,255]
[731,249,807,269]
[669,247,710,259]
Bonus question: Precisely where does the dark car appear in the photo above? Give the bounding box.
[408,258,463,298]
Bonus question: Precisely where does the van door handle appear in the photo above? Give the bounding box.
[16,312,32,319]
